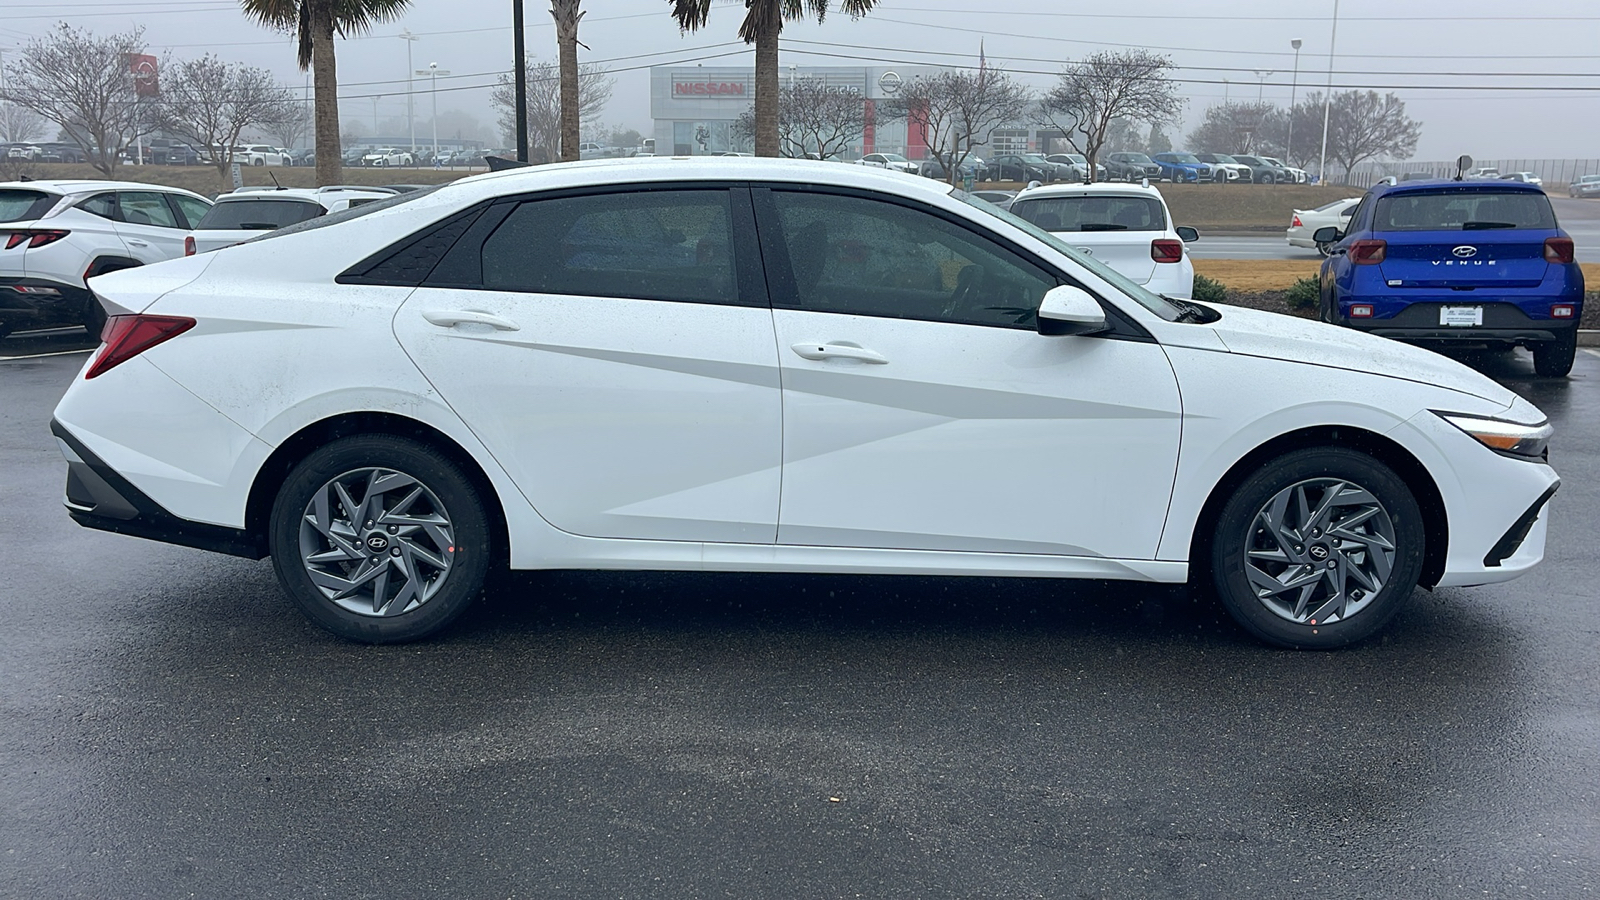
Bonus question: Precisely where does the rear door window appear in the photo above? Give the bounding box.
[1008,195,1166,232]
[197,199,325,230]
[0,189,58,223]
[1374,190,1556,231]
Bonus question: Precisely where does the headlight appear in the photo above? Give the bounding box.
[1436,412,1552,461]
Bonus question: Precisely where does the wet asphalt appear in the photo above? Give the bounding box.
[1,332,1596,899]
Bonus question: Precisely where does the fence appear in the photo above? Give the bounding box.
[1340,159,1600,189]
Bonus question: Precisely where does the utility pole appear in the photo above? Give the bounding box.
[1288,39,1302,165]
[1319,0,1340,184]
[513,0,528,162]
[417,63,450,162]
[399,30,420,158]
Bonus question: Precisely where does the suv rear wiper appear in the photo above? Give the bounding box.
[1461,221,1517,230]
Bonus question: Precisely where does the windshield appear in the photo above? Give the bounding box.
[1374,189,1557,231]
[882,153,907,162]
[1204,154,1237,164]
[954,190,1181,321]
[1121,153,1154,164]
[1020,154,1050,163]
[1165,153,1201,164]
[197,199,324,230]
[1262,157,1288,167]
[0,189,57,223]
[1009,195,1167,233]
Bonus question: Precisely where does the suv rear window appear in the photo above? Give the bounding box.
[197,199,324,230]
[1008,195,1166,232]
[0,189,58,223]
[1374,190,1556,231]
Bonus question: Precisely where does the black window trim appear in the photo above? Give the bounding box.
[401,181,770,310]
[748,182,1153,342]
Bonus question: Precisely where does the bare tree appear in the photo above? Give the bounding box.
[1185,101,1282,156]
[1323,90,1421,180]
[491,57,611,163]
[3,24,153,175]
[733,77,863,160]
[267,107,313,151]
[0,102,46,143]
[155,55,297,190]
[894,68,1031,186]
[1037,49,1184,183]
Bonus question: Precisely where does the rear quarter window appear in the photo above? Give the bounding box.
[1374,190,1556,232]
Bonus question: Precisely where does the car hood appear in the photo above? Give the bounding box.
[1199,303,1516,406]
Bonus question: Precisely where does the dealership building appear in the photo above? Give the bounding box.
[649,65,943,158]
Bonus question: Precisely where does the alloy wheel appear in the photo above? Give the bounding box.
[1243,477,1397,626]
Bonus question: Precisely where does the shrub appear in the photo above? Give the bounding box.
[1284,276,1320,310]
[1192,273,1227,304]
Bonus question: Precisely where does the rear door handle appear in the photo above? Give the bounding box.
[422,309,521,331]
[790,341,888,364]
[126,239,149,248]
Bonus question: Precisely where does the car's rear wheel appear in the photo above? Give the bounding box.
[1209,448,1425,650]
[1532,331,1577,378]
[269,435,491,643]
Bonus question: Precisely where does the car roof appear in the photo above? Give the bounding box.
[213,187,393,208]
[1366,178,1547,198]
[1011,181,1166,201]
[0,179,209,199]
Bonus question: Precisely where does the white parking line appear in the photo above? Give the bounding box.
[1584,348,1600,359]
[0,349,94,362]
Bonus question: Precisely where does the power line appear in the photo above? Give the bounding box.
[885,6,1600,22]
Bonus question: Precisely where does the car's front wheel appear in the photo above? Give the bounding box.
[1316,240,1334,258]
[1209,448,1425,649]
[269,435,492,643]
[1532,331,1577,378]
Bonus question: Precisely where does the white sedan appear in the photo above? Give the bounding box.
[1286,197,1361,256]
[855,152,919,174]
[55,158,1558,650]
[362,148,414,167]
[1006,181,1197,298]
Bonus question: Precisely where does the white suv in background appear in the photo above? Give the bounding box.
[234,145,291,167]
[0,180,211,338]
[1004,181,1198,298]
[185,187,397,255]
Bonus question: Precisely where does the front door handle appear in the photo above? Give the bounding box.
[422,309,521,331]
[790,341,888,364]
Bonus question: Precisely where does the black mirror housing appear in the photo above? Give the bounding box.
[1312,226,1341,243]
[1175,226,1199,243]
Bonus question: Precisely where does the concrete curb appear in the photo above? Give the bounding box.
[1579,330,1599,347]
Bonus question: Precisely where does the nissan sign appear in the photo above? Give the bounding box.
[673,81,747,96]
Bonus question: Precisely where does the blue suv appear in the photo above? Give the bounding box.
[1317,179,1582,377]
[1151,152,1213,184]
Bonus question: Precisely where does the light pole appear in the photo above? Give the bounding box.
[398,29,420,158]
[417,62,451,164]
[1252,70,1275,103]
[371,94,382,137]
[513,0,528,162]
[1287,39,1302,166]
[1318,0,1340,184]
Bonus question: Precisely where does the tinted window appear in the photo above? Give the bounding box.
[171,195,212,229]
[1009,195,1166,232]
[482,189,737,305]
[770,190,1055,329]
[197,199,324,230]
[1373,190,1556,231]
[118,192,181,228]
[0,189,57,223]
[78,193,117,220]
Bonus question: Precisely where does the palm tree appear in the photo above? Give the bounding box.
[550,0,584,163]
[668,0,879,158]
[240,0,412,185]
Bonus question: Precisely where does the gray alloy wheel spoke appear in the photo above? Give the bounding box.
[1242,477,1398,626]
[297,467,455,618]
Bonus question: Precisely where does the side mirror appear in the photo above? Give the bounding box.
[1175,225,1199,243]
[1037,285,1108,337]
[1312,226,1342,243]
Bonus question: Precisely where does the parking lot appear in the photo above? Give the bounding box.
[2,334,1596,897]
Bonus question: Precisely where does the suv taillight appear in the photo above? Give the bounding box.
[184,236,196,257]
[3,230,69,249]
[1544,237,1574,264]
[85,315,196,379]
[1151,239,1184,263]
[1348,239,1387,265]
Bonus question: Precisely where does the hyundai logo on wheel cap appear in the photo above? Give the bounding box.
[1452,245,1478,258]
[365,534,389,552]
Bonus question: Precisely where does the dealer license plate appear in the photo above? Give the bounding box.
[1439,306,1483,327]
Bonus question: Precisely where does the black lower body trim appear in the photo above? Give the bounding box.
[1484,483,1559,568]
[52,419,268,559]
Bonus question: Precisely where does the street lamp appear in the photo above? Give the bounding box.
[1319,0,1341,184]
[1287,39,1303,166]
[1252,70,1276,103]
[417,62,451,165]
[398,29,421,157]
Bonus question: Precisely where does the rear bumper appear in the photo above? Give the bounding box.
[1336,301,1580,344]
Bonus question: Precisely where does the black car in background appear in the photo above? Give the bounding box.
[984,153,1070,183]
[1230,154,1291,184]
[1102,151,1162,182]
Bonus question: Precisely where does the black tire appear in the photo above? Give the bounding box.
[252,158,264,166]
[269,435,492,643]
[1532,331,1577,378]
[1208,447,1425,650]
[1258,172,1275,184]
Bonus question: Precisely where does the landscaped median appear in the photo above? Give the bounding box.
[1191,259,1600,338]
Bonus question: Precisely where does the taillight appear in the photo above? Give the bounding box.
[28,230,69,248]
[85,315,196,379]
[1291,215,1303,227]
[1348,239,1387,265]
[1151,239,1184,263]
[1544,237,1574,264]
[1349,304,1374,318]
[4,233,25,250]
[184,236,196,256]
[1551,304,1575,318]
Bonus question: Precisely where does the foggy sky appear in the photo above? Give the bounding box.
[2,0,1595,161]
